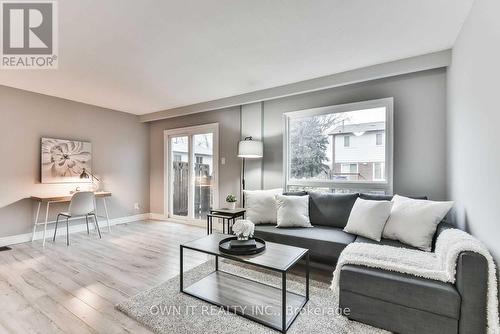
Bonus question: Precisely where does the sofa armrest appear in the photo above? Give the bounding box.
[456,251,488,334]
[432,221,455,250]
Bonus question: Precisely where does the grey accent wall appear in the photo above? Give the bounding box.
[447,0,500,267]
[240,102,263,191]
[149,107,241,214]
[262,68,447,200]
[0,85,150,238]
[149,68,447,215]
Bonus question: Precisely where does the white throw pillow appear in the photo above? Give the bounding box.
[382,195,454,251]
[275,194,312,228]
[343,198,393,241]
[244,189,282,224]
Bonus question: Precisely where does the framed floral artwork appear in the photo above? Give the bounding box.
[41,137,92,183]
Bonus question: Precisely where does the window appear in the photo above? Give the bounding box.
[284,98,393,194]
[341,163,358,174]
[173,154,182,161]
[195,156,203,164]
[344,135,350,147]
[373,162,384,181]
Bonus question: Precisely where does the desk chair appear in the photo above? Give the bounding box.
[53,191,102,245]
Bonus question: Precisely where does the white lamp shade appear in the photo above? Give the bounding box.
[238,139,263,158]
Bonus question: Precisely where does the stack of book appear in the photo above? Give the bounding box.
[229,239,257,250]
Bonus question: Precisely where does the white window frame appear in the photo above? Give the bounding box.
[283,97,394,194]
[164,123,219,222]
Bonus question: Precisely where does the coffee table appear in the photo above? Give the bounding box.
[180,234,309,333]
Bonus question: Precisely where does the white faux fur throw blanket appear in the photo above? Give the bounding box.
[331,228,500,334]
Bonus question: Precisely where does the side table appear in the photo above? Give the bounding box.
[206,208,246,235]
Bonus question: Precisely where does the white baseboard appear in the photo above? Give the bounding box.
[0,213,150,247]
[148,213,222,231]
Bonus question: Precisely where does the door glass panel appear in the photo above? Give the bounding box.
[193,133,213,219]
[171,136,189,216]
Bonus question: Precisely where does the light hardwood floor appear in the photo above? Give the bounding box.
[0,220,331,334]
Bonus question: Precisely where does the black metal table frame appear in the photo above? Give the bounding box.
[180,244,310,333]
[206,210,245,235]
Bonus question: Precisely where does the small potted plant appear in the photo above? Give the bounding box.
[225,194,237,210]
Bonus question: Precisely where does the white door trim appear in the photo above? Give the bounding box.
[163,123,219,222]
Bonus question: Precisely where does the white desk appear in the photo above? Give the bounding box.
[30,191,112,246]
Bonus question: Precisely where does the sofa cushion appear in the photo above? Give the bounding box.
[359,193,394,201]
[340,264,461,319]
[360,193,428,201]
[339,290,458,334]
[308,192,359,228]
[354,235,418,250]
[282,191,308,196]
[254,225,355,264]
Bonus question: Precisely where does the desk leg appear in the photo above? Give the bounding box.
[102,197,111,232]
[31,202,41,242]
[282,271,287,333]
[180,246,184,292]
[42,202,50,247]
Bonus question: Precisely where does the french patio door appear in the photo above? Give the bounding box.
[165,123,219,221]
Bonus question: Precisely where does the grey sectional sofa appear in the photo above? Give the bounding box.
[253,192,488,334]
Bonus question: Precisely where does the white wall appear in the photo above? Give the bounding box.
[0,85,150,238]
[447,0,500,266]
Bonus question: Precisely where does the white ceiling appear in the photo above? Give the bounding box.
[0,0,473,115]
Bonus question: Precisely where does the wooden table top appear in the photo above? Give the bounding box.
[209,208,246,215]
[182,233,308,271]
[30,191,112,202]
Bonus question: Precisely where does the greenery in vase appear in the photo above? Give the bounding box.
[225,194,237,203]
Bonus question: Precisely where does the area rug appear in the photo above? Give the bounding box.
[116,260,389,334]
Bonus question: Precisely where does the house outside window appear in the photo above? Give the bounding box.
[341,163,358,174]
[284,97,393,194]
[373,162,385,181]
[344,135,350,147]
